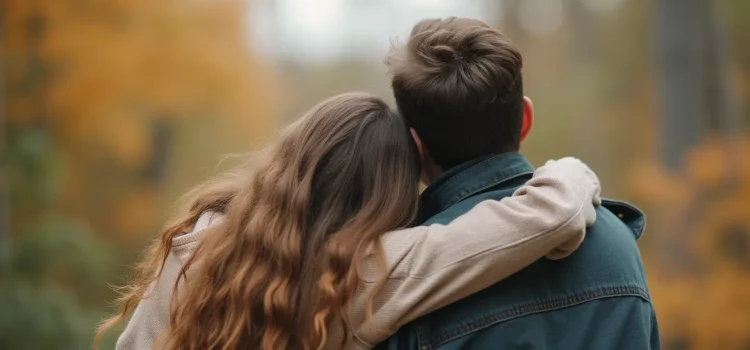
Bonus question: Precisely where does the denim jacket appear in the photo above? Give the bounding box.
[376,153,660,350]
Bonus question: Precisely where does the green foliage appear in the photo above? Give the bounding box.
[1,1,278,347]
[0,129,121,350]
[0,284,99,350]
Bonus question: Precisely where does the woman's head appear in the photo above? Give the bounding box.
[96,92,421,350]
[282,92,421,255]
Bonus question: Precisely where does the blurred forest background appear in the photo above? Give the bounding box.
[1,0,749,349]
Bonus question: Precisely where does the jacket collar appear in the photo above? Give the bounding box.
[418,153,648,239]
[419,153,534,220]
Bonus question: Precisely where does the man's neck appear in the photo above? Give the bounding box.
[418,153,534,222]
[422,171,442,186]
[421,160,444,185]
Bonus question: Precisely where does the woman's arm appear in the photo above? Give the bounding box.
[349,158,600,347]
[115,213,221,350]
[115,252,185,350]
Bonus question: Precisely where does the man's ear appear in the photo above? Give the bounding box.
[410,128,435,184]
[410,128,425,159]
[520,96,534,142]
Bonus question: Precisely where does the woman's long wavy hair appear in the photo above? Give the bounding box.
[95,93,421,349]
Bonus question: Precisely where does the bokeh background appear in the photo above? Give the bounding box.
[2,0,749,349]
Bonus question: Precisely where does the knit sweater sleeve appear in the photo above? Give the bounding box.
[115,212,222,350]
[347,158,600,348]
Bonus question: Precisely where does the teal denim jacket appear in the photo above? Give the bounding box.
[376,153,660,350]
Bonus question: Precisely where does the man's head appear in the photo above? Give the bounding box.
[388,17,533,181]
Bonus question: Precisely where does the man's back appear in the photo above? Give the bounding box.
[377,153,659,349]
[384,16,658,349]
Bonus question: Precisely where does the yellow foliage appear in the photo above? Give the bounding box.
[4,0,280,237]
[685,137,730,188]
[633,133,750,347]
[99,113,150,168]
[649,265,750,347]
[5,0,278,162]
[629,160,694,210]
[115,188,159,236]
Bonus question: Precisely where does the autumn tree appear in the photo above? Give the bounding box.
[1,0,278,348]
[4,0,279,237]
[630,0,750,348]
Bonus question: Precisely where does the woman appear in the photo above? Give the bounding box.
[97,93,600,350]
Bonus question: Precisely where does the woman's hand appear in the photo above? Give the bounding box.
[532,157,602,259]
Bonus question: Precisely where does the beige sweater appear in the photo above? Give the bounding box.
[116,158,600,350]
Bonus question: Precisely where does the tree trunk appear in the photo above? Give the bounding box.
[500,0,527,43]
[654,0,710,278]
[704,5,740,136]
[568,0,596,67]
[0,9,8,251]
[655,0,744,276]
[141,120,173,183]
[655,0,707,171]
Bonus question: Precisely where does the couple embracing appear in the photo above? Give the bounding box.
[99,17,659,350]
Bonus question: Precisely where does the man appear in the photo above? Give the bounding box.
[376,18,659,349]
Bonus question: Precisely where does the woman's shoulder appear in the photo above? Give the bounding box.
[170,211,224,258]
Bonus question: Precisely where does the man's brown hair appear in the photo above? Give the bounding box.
[388,17,524,169]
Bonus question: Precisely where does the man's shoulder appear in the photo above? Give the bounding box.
[425,184,645,231]
[427,190,648,280]
[426,186,645,240]
[401,194,652,348]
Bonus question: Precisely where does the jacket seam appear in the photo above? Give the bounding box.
[424,286,650,348]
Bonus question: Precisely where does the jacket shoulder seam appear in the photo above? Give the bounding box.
[426,285,651,348]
